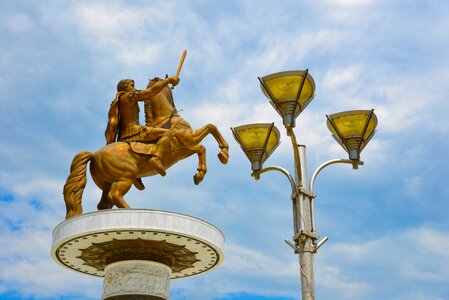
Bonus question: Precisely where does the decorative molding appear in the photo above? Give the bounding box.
[78,238,199,273]
[51,210,224,278]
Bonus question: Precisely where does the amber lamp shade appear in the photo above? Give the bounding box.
[231,123,281,171]
[326,109,378,161]
[259,70,315,128]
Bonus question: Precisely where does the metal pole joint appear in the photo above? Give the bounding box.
[298,187,316,198]
[293,231,318,243]
[285,239,316,254]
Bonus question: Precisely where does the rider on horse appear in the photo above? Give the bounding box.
[64,73,229,218]
[105,76,180,177]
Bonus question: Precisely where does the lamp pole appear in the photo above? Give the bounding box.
[252,134,363,300]
[253,138,319,299]
[231,70,378,300]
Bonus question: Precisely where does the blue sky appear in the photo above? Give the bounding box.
[1,0,449,299]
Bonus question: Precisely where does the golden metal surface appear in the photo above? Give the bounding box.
[63,54,229,219]
[231,123,280,166]
[260,70,315,120]
[326,109,377,157]
[175,50,187,77]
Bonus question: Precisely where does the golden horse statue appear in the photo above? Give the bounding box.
[63,80,229,219]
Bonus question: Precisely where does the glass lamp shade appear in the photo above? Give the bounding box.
[231,123,281,171]
[259,70,315,127]
[326,109,377,160]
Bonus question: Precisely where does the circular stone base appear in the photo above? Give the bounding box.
[51,209,224,279]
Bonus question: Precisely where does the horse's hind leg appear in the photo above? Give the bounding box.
[192,124,229,164]
[107,180,132,208]
[191,144,207,185]
[97,186,113,210]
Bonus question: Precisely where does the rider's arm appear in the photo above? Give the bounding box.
[137,77,179,100]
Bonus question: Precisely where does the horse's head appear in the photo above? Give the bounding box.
[147,76,174,104]
[144,76,175,125]
[147,76,163,88]
[147,76,172,92]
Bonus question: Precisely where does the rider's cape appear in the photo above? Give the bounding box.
[105,93,122,144]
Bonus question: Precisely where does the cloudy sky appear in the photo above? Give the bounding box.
[1,0,449,299]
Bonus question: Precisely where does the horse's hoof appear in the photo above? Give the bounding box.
[193,173,203,185]
[218,150,229,164]
[133,178,145,190]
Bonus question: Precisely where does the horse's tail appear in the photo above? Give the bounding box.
[63,151,93,219]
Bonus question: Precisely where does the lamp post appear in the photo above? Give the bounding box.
[231,70,378,300]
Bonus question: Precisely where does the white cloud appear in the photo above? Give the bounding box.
[4,13,35,32]
[322,0,378,7]
[317,227,449,299]
[68,2,173,67]
[322,65,363,91]
[318,265,373,297]
[223,242,297,277]
[245,30,347,74]
[0,227,100,298]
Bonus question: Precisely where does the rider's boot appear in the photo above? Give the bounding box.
[149,155,166,177]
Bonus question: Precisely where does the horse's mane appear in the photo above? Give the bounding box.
[162,85,175,108]
[144,78,176,126]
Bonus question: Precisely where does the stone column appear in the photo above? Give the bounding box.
[103,260,171,300]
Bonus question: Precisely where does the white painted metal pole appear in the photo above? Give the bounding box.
[296,145,316,300]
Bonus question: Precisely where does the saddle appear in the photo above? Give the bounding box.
[128,142,156,156]
[128,142,158,190]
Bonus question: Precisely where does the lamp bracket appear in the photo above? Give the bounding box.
[250,171,261,180]
[290,192,298,200]
[285,239,314,254]
[309,159,364,193]
[284,239,300,254]
[253,166,297,197]
[313,236,329,253]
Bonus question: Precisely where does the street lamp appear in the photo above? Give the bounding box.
[232,70,377,300]
[326,109,378,164]
[231,123,281,173]
[259,70,315,128]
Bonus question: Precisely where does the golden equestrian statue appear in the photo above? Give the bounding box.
[63,50,229,219]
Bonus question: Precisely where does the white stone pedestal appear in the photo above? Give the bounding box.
[51,209,224,299]
[103,260,171,300]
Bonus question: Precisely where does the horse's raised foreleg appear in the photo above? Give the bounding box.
[191,144,207,185]
[107,180,132,208]
[192,124,229,164]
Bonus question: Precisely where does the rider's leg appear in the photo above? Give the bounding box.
[147,133,172,177]
[144,127,168,142]
[133,127,169,177]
